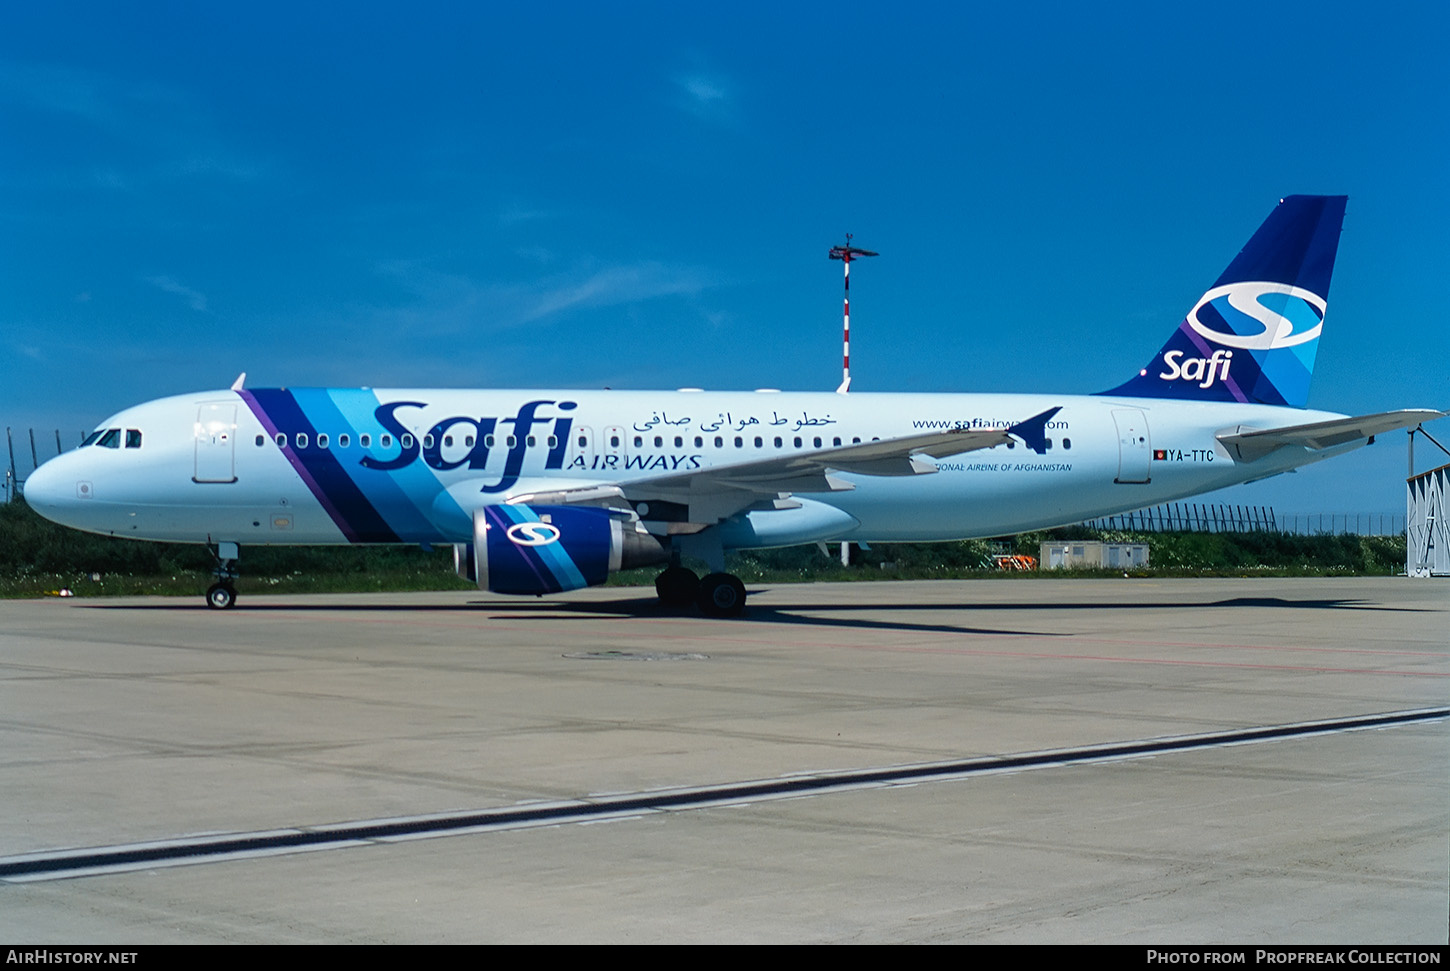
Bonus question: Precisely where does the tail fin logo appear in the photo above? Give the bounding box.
[1187,281,1325,350]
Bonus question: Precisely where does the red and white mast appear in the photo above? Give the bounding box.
[828,234,877,394]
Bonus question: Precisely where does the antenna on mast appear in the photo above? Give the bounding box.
[828,234,877,394]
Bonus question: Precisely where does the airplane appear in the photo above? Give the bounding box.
[22,195,1443,616]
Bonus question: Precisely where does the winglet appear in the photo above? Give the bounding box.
[1009,406,1062,455]
[230,372,247,391]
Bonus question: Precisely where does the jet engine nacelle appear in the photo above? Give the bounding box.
[453,504,668,596]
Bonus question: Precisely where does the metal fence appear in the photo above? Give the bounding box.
[1083,503,1405,536]
[4,427,81,502]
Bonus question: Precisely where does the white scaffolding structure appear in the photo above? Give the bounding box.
[1406,462,1448,577]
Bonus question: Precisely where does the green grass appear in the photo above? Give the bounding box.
[1,498,1408,600]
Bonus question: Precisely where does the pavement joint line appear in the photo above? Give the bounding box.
[1,706,1444,883]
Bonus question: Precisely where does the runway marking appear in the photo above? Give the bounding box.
[1,707,1444,884]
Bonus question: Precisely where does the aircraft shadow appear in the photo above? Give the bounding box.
[79,591,1424,642]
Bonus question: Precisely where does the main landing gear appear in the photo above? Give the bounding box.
[206,541,240,610]
[654,565,747,617]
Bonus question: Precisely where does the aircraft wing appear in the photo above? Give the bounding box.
[1217,409,1445,462]
[508,406,1062,527]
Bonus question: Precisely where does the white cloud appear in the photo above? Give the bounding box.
[146,275,209,312]
[523,262,711,322]
[673,70,738,123]
[0,59,269,189]
[369,258,719,335]
[499,203,551,226]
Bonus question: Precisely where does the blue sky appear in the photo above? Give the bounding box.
[2,2,1446,515]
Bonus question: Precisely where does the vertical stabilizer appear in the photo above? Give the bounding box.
[1099,195,1347,408]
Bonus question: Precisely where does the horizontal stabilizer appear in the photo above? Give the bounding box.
[1217,409,1445,462]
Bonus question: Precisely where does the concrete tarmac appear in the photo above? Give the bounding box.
[1,577,1445,943]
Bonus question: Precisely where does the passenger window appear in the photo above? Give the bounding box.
[339,434,350,448]
[754,436,763,448]
[126,429,142,449]
[773,437,782,448]
[422,435,434,448]
[1063,438,1072,450]
[577,435,587,447]
[255,435,265,447]
[443,435,453,447]
[360,433,370,447]
[633,436,642,448]
[547,436,557,448]
[507,436,516,447]
[381,434,391,448]
[318,433,330,448]
[714,436,723,448]
[465,436,475,447]
[401,434,413,448]
[485,435,494,447]
[734,436,743,448]
[527,435,536,447]
[610,435,620,448]
[694,436,703,448]
[98,429,121,449]
[813,437,821,448]
[296,433,309,448]
[793,437,802,448]
[275,433,287,447]
[833,437,841,446]
[654,435,663,447]
[674,436,683,448]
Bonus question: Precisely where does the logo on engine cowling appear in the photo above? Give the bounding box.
[505,522,561,546]
[1186,281,1325,350]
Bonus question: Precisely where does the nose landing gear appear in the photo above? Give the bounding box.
[206,582,237,610]
[206,541,239,610]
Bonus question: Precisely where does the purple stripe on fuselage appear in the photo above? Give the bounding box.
[239,389,401,543]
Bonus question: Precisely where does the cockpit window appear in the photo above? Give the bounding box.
[97,429,121,449]
[125,429,142,449]
[81,430,105,447]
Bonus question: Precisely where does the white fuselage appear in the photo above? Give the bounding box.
[25,387,1357,549]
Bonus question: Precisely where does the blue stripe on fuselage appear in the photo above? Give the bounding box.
[295,388,462,543]
[244,389,403,542]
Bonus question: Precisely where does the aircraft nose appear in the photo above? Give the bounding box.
[22,454,87,526]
